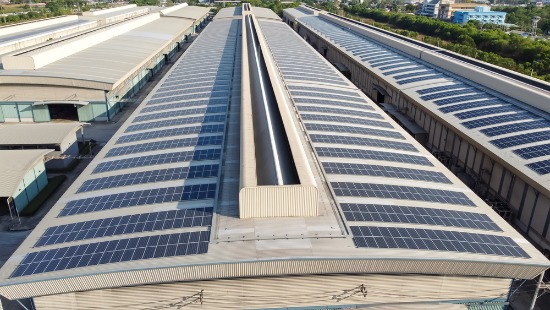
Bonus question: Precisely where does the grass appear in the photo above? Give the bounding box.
[19,175,66,216]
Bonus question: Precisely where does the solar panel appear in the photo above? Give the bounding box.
[297,106,380,119]
[59,183,216,217]
[527,159,550,175]
[315,147,432,166]
[480,120,549,137]
[513,143,550,160]
[378,62,415,71]
[125,115,226,133]
[324,162,450,183]
[439,100,503,114]
[79,165,218,192]
[293,97,373,110]
[433,94,491,106]
[416,84,465,95]
[133,106,227,123]
[286,85,361,97]
[283,75,348,85]
[93,149,221,173]
[301,114,393,129]
[148,92,228,105]
[310,134,417,151]
[11,231,210,278]
[116,124,224,144]
[331,182,475,206]
[105,135,223,158]
[341,204,501,231]
[393,70,433,80]
[140,99,228,114]
[421,89,476,101]
[490,130,550,149]
[290,91,370,106]
[397,74,446,85]
[454,106,518,120]
[350,226,529,258]
[370,57,407,67]
[305,123,403,140]
[35,208,213,247]
[462,113,534,129]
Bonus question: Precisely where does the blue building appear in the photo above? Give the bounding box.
[453,6,507,25]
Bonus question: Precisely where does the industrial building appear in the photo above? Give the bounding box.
[453,6,507,25]
[0,123,83,169]
[0,150,52,217]
[0,4,210,123]
[0,5,548,309]
[283,6,550,254]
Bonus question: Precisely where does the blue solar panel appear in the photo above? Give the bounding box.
[125,115,226,133]
[527,159,550,175]
[59,183,216,216]
[454,106,518,120]
[310,134,416,152]
[148,92,228,105]
[417,84,464,95]
[323,162,450,183]
[439,100,503,114]
[116,124,225,144]
[421,89,475,101]
[490,130,550,149]
[301,114,393,129]
[290,91,364,103]
[378,62,416,71]
[296,106,381,120]
[433,94,491,106]
[105,135,223,158]
[35,208,213,247]
[383,67,421,76]
[79,165,218,192]
[315,147,433,166]
[331,182,475,206]
[305,123,402,139]
[341,204,501,231]
[479,120,549,137]
[293,97,373,110]
[397,74,446,85]
[287,85,361,97]
[140,99,227,114]
[393,70,433,80]
[11,231,210,278]
[133,106,227,123]
[350,226,528,258]
[93,149,221,173]
[462,113,534,129]
[513,144,550,160]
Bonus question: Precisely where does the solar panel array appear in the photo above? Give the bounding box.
[297,15,550,175]
[260,19,521,258]
[9,19,242,278]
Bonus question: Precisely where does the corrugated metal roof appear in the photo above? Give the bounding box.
[162,5,211,20]
[0,149,53,197]
[0,123,82,146]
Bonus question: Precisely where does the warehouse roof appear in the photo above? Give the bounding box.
[290,11,550,199]
[0,150,53,197]
[161,5,211,20]
[0,123,82,146]
[0,7,547,301]
[0,7,208,91]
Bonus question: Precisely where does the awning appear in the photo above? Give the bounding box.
[33,101,89,106]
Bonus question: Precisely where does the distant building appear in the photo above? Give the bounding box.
[438,3,479,21]
[453,6,507,25]
[417,0,455,18]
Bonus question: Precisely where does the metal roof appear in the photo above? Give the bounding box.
[0,123,82,146]
[291,13,550,197]
[0,149,53,197]
[161,5,211,20]
[0,12,201,91]
[0,8,548,301]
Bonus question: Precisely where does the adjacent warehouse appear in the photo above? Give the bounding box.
[284,6,550,253]
[0,123,83,169]
[0,150,52,217]
[0,4,210,123]
[0,6,547,309]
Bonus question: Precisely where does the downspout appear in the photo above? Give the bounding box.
[103,90,111,122]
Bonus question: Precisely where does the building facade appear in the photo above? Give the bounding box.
[453,6,507,25]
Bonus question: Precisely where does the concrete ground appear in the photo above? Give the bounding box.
[0,30,202,310]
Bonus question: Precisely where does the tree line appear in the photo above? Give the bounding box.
[344,4,550,81]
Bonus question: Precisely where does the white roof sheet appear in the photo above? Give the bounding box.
[0,123,82,146]
[0,149,52,197]
[162,6,211,20]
